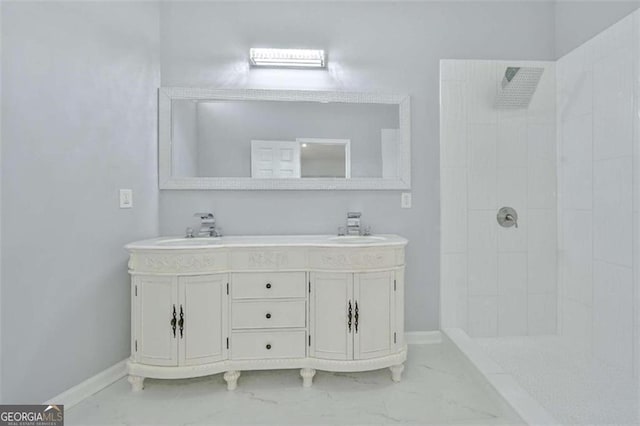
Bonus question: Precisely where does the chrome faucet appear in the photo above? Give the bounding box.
[192,212,221,237]
[346,212,362,236]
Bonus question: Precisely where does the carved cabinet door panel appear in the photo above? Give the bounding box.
[353,271,395,360]
[136,276,179,366]
[309,272,353,360]
[178,274,228,366]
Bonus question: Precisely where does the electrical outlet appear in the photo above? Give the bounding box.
[119,189,133,209]
[401,192,412,209]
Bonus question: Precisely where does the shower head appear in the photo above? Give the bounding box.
[495,66,544,109]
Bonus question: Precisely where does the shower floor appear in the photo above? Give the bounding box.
[475,336,639,425]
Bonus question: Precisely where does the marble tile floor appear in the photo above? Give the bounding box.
[67,340,524,425]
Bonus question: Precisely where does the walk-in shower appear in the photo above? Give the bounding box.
[440,11,639,424]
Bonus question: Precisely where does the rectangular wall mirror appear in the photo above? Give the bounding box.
[159,88,411,190]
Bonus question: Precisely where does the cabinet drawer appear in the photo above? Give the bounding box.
[232,300,306,329]
[231,330,306,360]
[232,272,306,299]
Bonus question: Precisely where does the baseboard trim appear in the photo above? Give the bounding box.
[44,359,128,409]
[405,330,442,344]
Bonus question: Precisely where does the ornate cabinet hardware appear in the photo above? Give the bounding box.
[178,305,185,338]
[355,301,359,333]
[170,305,177,338]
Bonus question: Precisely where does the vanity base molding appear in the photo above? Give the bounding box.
[127,347,406,389]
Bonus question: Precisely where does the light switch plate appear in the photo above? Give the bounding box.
[119,189,133,209]
[401,192,412,209]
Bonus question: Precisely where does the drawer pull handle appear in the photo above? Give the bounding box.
[266,283,272,289]
[266,313,271,319]
[266,344,272,350]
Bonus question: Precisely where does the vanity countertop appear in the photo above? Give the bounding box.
[126,234,408,251]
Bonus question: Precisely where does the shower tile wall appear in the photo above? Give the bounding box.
[441,60,557,337]
[557,12,638,375]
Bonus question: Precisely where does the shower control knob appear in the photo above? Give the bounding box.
[497,207,518,229]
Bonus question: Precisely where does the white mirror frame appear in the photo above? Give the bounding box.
[159,87,411,190]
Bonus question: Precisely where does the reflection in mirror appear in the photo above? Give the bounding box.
[171,99,400,179]
[299,138,349,178]
[249,138,350,179]
[251,140,301,178]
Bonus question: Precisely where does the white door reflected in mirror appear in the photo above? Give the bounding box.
[250,140,301,178]
[250,138,351,179]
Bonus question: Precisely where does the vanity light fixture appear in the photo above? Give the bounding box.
[249,48,326,68]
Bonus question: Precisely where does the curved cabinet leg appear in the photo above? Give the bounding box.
[390,364,404,382]
[128,375,145,392]
[224,370,241,391]
[300,368,316,388]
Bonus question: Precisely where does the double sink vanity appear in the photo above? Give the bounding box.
[125,233,408,391]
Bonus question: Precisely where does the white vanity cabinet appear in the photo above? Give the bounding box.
[126,235,408,391]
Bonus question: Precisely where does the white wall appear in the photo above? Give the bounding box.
[157,1,556,332]
[440,60,557,337]
[1,2,160,403]
[557,11,638,375]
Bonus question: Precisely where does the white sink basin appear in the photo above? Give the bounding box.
[328,236,387,244]
[155,237,222,247]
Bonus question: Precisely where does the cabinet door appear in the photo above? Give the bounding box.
[353,271,395,360]
[178,274,228,366]
[310,272,353,360]
[136,276,179,366]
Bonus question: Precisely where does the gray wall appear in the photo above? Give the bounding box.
[158,1,556,333]
[1,2,160,403]
[193,101,398,177]
[555,0,640,58]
